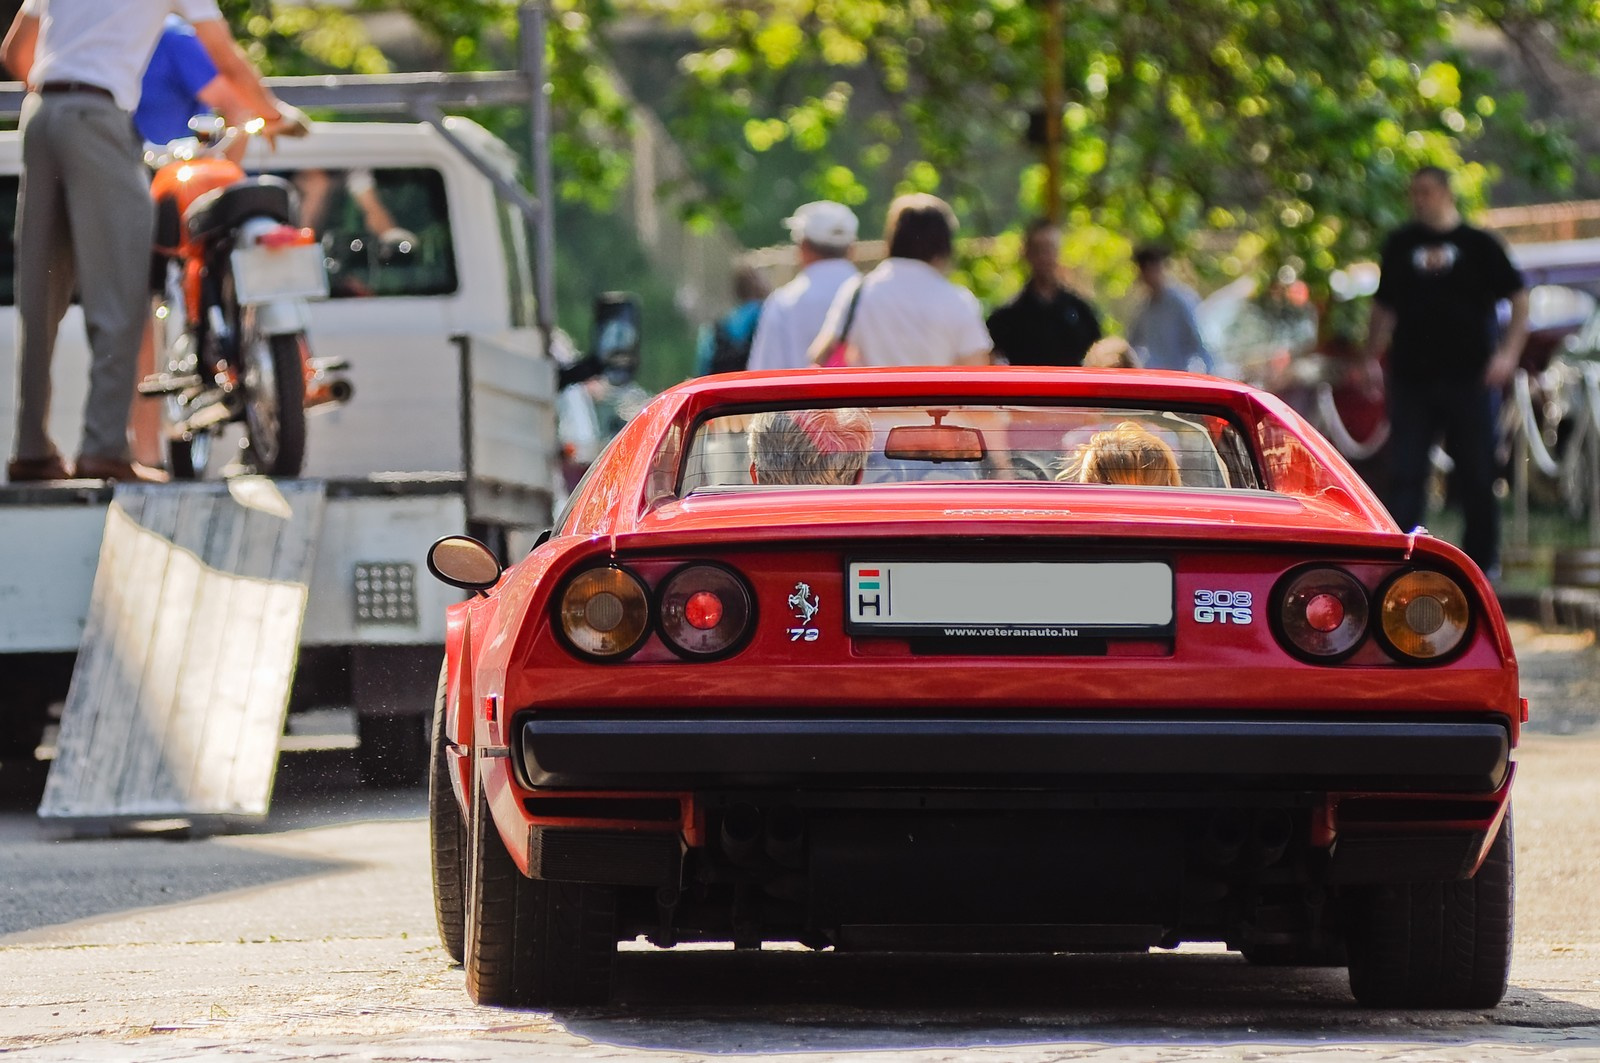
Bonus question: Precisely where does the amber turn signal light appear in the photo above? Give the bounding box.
[1378,570,1469,661]
[559,566,650,659]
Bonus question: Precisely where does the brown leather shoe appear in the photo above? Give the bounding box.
[73,454,170,483]
[6,453,72,482]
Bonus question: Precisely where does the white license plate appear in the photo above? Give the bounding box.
[230,244,329,305]
[845,561,1173,638]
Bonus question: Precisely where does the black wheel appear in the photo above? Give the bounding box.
[239,323,307,477]
[356,712,428,789]
[428,662,466,963]
[1345,810,1514,1008]
[463,771,618,1007]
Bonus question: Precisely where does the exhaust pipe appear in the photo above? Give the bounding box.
[720,803,764,869]
[764,805,806,870]
[304,374,353,411]
[1199,812,1246,867]
[1247,810,1294,870]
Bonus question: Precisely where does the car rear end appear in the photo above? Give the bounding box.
[508,517,1516,965]
[462,374,1522,1007]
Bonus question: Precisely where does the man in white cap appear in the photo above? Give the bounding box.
[747,201,860,372]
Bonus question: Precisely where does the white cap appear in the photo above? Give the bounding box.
[783,201,859,249]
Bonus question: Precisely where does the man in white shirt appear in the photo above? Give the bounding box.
[747,201,860,372]
[810,193,991,368]
[2,0,297,482]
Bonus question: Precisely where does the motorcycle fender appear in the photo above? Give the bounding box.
[255,299,311,336]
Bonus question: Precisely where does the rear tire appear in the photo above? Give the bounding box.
[1345,810,1514,1008]
[463,773,617,1007]
[428,662,466,963]
[239,323,307,477]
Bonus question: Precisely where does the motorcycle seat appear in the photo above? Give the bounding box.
[185,175,298,242]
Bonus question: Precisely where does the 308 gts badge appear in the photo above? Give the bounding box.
[1193,588,1253,624]
[787,581,820,642]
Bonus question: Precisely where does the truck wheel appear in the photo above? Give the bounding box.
[356,712,428,789]
[463,774,617,1007]
[428,662,466,963]
[1344,810,1514,1008]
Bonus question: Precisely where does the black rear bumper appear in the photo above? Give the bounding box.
[517,715,1511,794]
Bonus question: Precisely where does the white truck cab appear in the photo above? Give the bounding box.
[0,119,580,785]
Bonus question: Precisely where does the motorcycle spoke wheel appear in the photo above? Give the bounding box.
[239,326,307,478]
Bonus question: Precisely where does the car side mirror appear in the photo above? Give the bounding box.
[426,535,502,593]
[593,291,642,386]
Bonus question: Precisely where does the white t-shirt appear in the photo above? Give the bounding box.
[816,257,991,367]
[23,0,225,112]
[747,257,859,372]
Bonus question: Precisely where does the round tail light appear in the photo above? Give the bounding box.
[658,564,753,659]
[559,566,650,659]
[1277,567,1369,661]
[1378,570,1470,661]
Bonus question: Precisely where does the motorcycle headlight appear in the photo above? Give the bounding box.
[558,566,650,659]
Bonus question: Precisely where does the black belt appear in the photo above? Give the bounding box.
[38,81,114,100]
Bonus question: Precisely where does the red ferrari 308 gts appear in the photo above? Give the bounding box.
[425,366,1520,1010]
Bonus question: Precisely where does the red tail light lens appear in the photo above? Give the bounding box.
[658,564,753,659]
[1276,567,1369,661]
[558,566,650,659]
[1378,570,1470,661]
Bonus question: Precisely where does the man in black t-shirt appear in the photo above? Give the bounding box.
[1363,166,1527,576]
[987,219,1102,366]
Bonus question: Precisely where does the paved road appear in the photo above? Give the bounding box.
[1,621,1598,1061]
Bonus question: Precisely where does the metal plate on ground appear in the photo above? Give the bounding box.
[39,478,325,826]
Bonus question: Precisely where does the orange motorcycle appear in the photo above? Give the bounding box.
[140,118,348,478]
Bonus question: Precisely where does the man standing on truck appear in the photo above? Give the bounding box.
[1,0,296,483]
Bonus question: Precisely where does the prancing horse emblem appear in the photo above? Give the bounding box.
[788,582,820,626]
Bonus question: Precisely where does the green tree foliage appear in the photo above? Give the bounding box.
[631,0,1596,293]
[220,1,634,203]
[205,1,1599,332]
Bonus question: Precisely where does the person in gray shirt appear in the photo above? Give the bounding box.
[1127,245,1215,374]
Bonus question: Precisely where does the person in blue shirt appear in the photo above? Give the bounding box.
[695,265,768,376]
[136,16,302,158]
[136,16,253,158]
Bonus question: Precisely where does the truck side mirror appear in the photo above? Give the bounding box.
[592,291,642,386]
